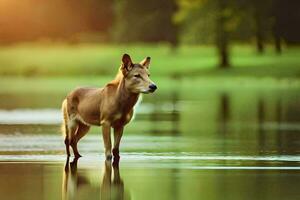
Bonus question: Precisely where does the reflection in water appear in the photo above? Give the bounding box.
[62,157,126,200]
[170,91,180,135]
[258,98,266,151]
[257,97,290,155]
[101,158,125,200]
[62,157,85,200]
[149,90,180,135]
[2,79,300,200]
[218,93,230,135]
[275,98,284,154]
[0,160,299,200]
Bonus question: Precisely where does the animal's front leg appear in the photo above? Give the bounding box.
[113,126,124,158]
[102,122,112,160]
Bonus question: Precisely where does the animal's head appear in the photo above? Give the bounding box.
[120,53,157,94]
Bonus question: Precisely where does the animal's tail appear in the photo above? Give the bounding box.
[61,99,69,139]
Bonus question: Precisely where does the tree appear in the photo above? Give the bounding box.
[113,0,178,45]
[236,0,272,54]
[252,0,268,53]
[271,0,300,52]
[271,0,282,54]
[215,0,230,68]
[177,0,233,68]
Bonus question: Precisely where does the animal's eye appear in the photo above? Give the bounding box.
[148,74,150,77]
[134,74,141,78]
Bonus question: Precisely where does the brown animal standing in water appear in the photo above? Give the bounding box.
[61,54,157,159]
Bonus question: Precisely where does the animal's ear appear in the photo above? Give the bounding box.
[121,53,133,75]
[140,57,151,68]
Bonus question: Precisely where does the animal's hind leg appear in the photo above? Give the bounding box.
[62,115,71,157]
[71,123,90,158]
[64,137,71,157]
[75,122,90,143]
[68,120,80,158]
[63,122,71,157]
[62,99,72,157]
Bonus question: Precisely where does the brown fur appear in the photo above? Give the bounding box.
[61,54,156,159]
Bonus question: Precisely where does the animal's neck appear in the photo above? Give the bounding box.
[115,76,139,112]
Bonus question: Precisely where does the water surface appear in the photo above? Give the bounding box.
[0,78,300,200]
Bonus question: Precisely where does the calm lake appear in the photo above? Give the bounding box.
[0,77,300,200]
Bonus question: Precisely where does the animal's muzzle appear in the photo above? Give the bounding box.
[149,84,157,92]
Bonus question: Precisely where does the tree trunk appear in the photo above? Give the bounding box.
[218,42,229,68]
[274,34,282,54]
[254,14,264,54]
[256,32,264,53]
[272,0,282,54]
[216,0,230,69]
[219,93,230,135]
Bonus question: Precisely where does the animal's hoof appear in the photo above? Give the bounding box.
[74,154,82,158]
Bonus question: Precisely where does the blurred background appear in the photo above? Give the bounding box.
[1,0,300,136]
[0,1,300,200]
[0,0,300,76]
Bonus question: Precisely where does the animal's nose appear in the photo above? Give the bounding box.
[149,84,157,91]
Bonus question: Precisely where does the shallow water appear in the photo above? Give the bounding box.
[0,78,300,200]
[0,134,300,200]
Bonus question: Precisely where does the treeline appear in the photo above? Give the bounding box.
[0,0,299,67]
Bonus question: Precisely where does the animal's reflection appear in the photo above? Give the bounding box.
[101,158,124,200]
[62,157,125,200]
